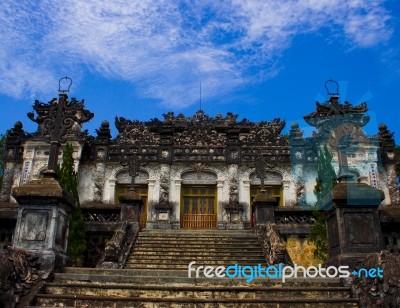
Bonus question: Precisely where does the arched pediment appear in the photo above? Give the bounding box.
[181,170,217,185]
[250,171,283,185]
[116,169,149,185]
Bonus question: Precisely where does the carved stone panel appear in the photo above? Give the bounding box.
[20,210,49,242]
[55,212,68,250]
[345,213,375,245]
[116,170,149,185]
[250,171,283,185]
[181,171,217,185]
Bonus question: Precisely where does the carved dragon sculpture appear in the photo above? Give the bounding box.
[0,247,42,308]
[255,222,293,265]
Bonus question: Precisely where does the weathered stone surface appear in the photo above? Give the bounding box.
[255,223,292,265]
[118,190,142,203]
[0,247,42,308]
[350,250,400,307]
[326,181,385,267]
[12,177,76,207]
[11,178,75,279]
[252,191,278,225]
[31,230,359,307]
[119,191,143,224]
[332,181,384,207]
[95,223,138,269]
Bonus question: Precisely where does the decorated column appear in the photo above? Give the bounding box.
[303,80,385,267]
[119,153,144,229]
[252,153,279,225]
[11,77,93,277]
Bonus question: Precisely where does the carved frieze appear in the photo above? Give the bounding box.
[181,171,217,185]
[104,111,290,164]
[116,170,149,185]
[250,171,283,185]
[115,117,159,145]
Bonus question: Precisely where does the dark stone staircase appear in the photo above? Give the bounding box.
[31,229,359,307]
[125,229,266,270]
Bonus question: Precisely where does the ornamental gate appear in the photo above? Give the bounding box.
[181,186,217,229]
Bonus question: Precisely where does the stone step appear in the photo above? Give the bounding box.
[54,270,345,286]
[136,236,259,242]
[125,259,266,265]
[124,263,267,269]
[60,267,341,286]
[129,250,263,256]
[124,264,267,270]
[63,267,190,277]
[37,269,358,307]
[139,235,254,238]
[136,242,261,246]
[141,229,255,235]
[34,295,359,308]
[42,282,353,299]
[131,245,263,251]
[127,255,265,262]
[136,238,260,246]
[129,250,265,257]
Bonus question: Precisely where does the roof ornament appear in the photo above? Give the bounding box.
[58,76,72,93]
[325,79,339,97]
[28,76,93,176]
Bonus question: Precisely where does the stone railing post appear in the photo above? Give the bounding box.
[119,190,143,229]
[326,179,385,267]
[12,177,76,278]
[252,191,279,226]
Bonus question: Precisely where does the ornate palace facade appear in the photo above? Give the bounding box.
[1,93,398,232]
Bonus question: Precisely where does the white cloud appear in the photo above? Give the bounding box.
[0,0,393,107]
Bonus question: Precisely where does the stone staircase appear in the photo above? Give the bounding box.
[31,229,359,307]
[125,229,266,270]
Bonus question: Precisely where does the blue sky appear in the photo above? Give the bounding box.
[1,0,399,142]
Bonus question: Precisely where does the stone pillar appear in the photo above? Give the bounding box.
[172,179,182,229]
[108,178,117,203]
[147,179,156,228]
[1,162,17,202]
[326,180,385,267]
[12,177,75,278]
[252,191,278,226]
[93,163,106,202]
[119,190,143,229]
[242,179,251,222]
[217,179,225,229]
[282,180,291,207]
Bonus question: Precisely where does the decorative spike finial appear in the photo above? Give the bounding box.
[325,79,339,96]
[58,76,72,93]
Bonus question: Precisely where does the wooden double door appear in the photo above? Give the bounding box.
[181,186,217,229]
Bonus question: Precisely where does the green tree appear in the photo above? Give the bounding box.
[314,144,337,209]
[56,143,86,262]
[308,210,328,261]
[309,144,337,262]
